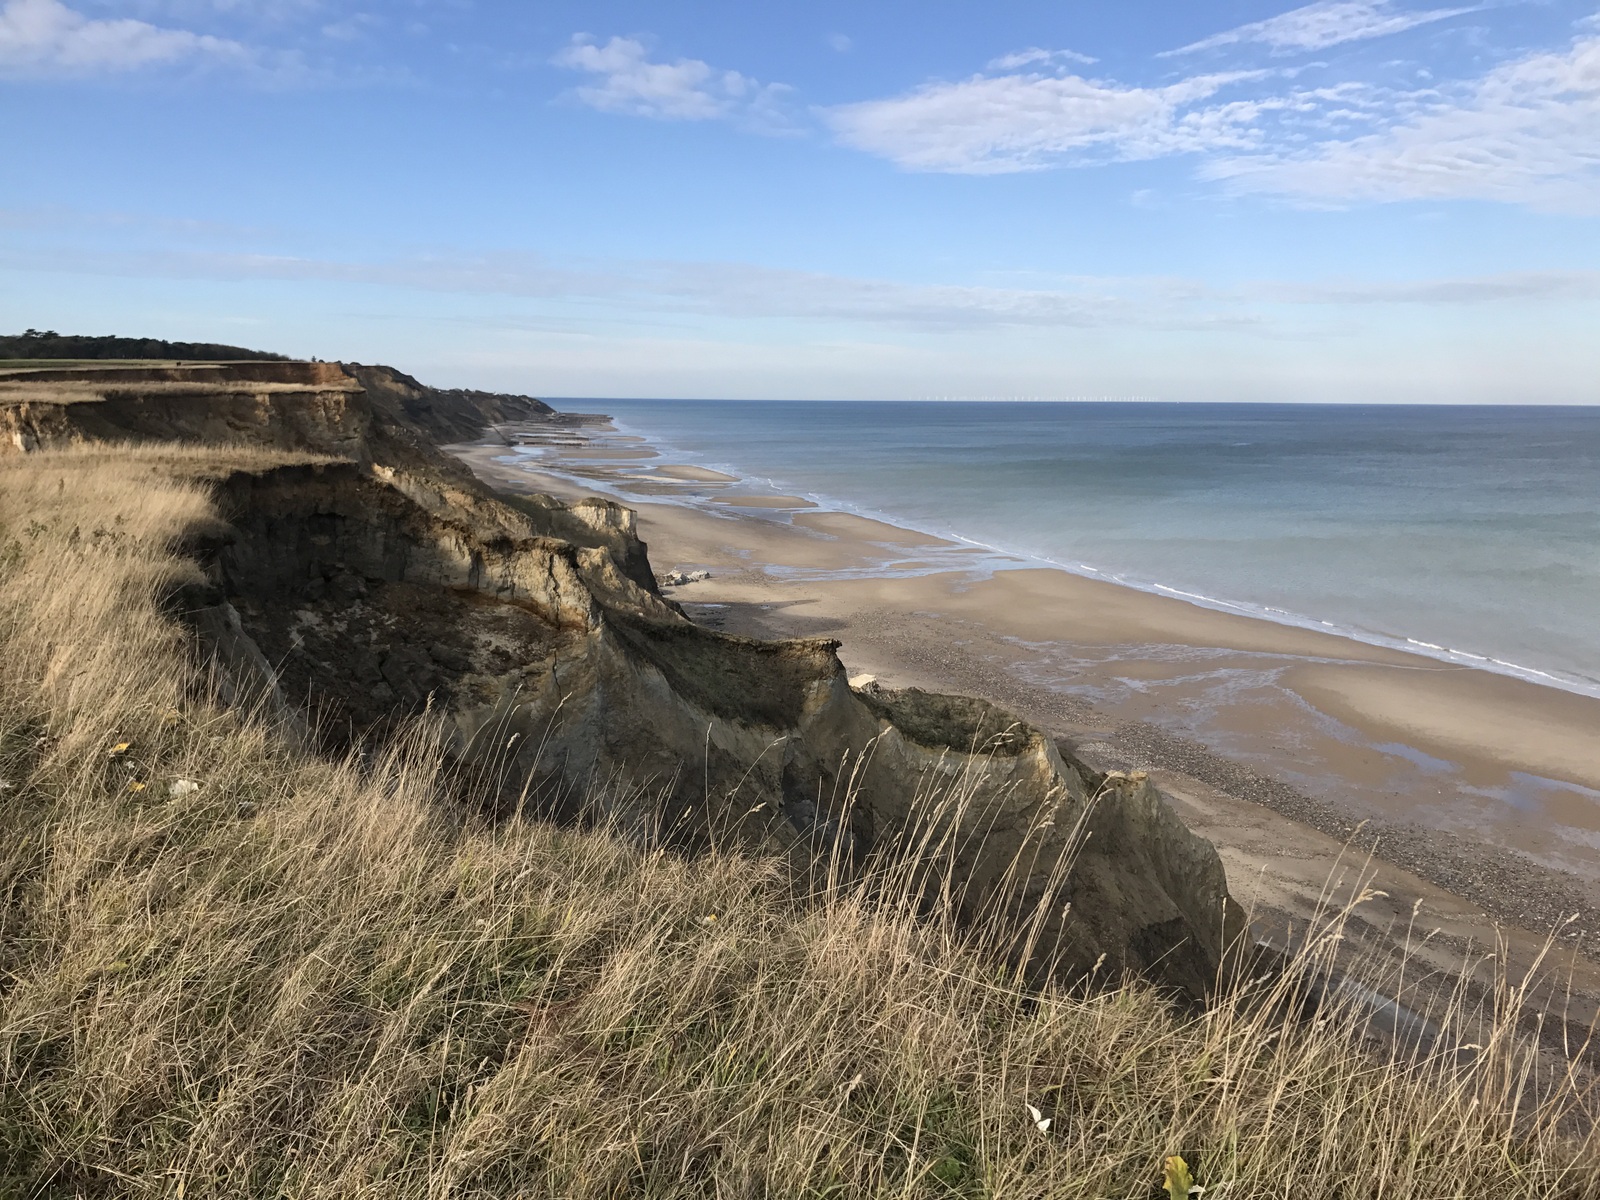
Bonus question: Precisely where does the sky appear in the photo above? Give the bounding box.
[3,0,1599,402]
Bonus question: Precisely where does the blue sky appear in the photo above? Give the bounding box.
[3,0,1599,401]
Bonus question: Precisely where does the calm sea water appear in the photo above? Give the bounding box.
[567,400,1600,699]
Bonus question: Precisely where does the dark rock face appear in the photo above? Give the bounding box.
[14,358,1242,1001]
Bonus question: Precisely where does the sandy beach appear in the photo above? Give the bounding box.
[449,422,1600,1001]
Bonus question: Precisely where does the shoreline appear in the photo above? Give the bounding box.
[590,407,1600,705]
[447,421,1600,1002]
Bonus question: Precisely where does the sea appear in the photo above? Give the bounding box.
[553,400,1600,701]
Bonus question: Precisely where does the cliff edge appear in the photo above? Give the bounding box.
[0,357,1240,998]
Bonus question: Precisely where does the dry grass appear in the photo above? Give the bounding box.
[1,445,1597,1199]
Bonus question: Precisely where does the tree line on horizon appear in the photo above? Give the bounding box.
[0,329,287,362]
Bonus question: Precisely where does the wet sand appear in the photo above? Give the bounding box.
[642,464,739,483]
[449,432,1600,1000]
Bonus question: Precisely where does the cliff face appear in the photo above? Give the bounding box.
[6,358,1240,1000]
[0,360,549,461]
[345,363,553,444]
[0,359,657,595]
[0,361,368,456]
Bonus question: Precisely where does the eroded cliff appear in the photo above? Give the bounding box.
[5,358,1240,999]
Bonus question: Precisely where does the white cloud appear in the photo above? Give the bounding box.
[826,23,1600,210]
[0,0,245,74]
[1205,32,1600,210]
[1162,0,1479,57]
[987,47,1097,70]
[823,65,1268,174]
[553,34,794,130]
[321,13,377,42]
[828,32,851,53]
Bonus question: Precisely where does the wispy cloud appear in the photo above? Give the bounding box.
[987,47,1098,70]
[1205,32,1600,211]
[1160,0,1479,57]
[554,34,795,131]
[320,13,378,42]
[822,20,1600,210]
[0,0,246,75]
[1261,269,1600,303]
[0,232,1267,332]
[823,64,1268,174]
[12,213,1588,343]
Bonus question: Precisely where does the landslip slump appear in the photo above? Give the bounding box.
[5,357,1240,999]
[511,617,1240,996]
[184,462,612,739]
[192,462,1240,1000]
